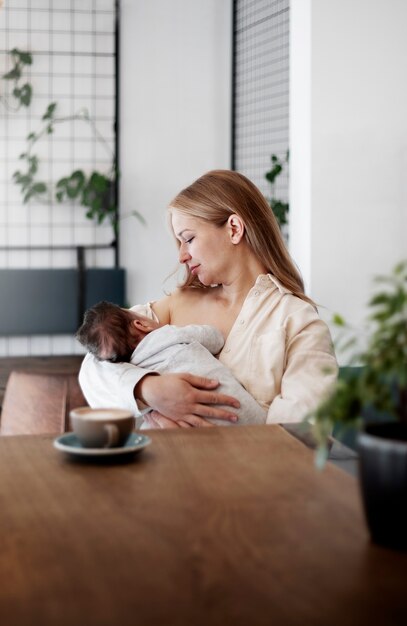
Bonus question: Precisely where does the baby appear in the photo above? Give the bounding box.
[76,301,266,427]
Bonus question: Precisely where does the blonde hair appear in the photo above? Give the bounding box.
[169,169,313,304]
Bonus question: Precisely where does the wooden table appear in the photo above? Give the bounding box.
[0,425,405,626]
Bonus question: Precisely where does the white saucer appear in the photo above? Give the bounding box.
[53,432,151,457]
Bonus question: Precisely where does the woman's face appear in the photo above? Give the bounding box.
[170,210,233,286]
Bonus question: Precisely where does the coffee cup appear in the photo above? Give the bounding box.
[70,407,134,448]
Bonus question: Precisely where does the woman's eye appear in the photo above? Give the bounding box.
[185,237,194,244]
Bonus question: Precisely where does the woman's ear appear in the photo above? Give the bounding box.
[227,214,245,244]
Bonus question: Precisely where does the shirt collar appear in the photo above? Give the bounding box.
[255,274,292,295]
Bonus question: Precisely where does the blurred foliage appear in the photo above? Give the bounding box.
[1,48,33,108]
[264,150,289,227]
[308,261,407,466]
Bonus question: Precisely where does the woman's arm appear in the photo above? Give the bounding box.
[266,309,338,424]
[136,373,240,425]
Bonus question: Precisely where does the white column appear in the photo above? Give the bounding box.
[290,0,407,331]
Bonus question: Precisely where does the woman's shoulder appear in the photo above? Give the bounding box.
[147,287,211,324]
[171,285,217,304]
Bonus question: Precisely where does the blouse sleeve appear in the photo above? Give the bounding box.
[266,304,338,424]
[78,303,159,416]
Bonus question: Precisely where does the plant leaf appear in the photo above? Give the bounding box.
[16,50,32,65]
[3,65,21,80]
[32,182,47,194]
[332,313,346,326]
[42,102,57,120]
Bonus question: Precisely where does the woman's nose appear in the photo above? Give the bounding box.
[179,244,191,264]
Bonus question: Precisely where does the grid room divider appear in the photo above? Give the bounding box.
[232,0,289,213]
[0,0,122,356]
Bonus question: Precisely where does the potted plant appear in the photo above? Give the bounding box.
[309,260,407,550]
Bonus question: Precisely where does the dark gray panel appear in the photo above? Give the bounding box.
[85,269,125,310]
[0,269,78,335]
[0,269,126,336]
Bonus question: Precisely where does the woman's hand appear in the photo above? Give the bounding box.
[136,373,240,427]
[143,411,212,429]
[143,412,184,429]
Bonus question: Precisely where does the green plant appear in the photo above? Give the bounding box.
[1,48,33,108]
[265,150,289,227]
[12,102,125,236]
[308,261,407,467]
[3,49,144,239]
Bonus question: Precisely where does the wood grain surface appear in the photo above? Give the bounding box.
[0,425,405,626]
[0,355,84,410]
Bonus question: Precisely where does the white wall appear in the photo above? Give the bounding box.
[290,0,407,336]
[120,0,232,305]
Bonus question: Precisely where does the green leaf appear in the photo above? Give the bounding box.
[71,170,86,183]
[23,189,34,203]
[265,164,283,185]
[19,83,32,106]
[56,178,68,188]
[67,186,79,199]
[63,170,86,199]
[394,260,407,275]
[42,102,57,120]
[28,155,38,175]
[332,313,346,326]
[91,198,102,212]
[15,174,32,188]
[3,65,21,80]
[270,199,288,226]
[32,182,47,194]
[130,210,146,225]
[15,50,32,65]
[89,171,108,192]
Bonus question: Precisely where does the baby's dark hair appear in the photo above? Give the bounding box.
[76,300,135,362]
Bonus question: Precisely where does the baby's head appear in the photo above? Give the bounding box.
[76,301,160,362]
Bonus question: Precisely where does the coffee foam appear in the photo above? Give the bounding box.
[71,408,132,420]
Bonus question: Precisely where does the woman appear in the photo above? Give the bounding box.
[79,170,338,428]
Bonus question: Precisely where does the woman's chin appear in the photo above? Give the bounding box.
[197,275,211,286]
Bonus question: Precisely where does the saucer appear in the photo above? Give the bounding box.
[53,432,152,457]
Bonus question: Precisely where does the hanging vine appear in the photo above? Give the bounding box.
[1,48,33,109]
[2,48,144,239]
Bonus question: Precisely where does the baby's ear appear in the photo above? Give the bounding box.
[132,318,156,334]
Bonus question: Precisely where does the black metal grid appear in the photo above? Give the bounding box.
[0,0,118,355]
[0,0,118,268]
[232,0,289,206]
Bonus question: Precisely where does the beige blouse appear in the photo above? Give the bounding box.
[79,274,338,424]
